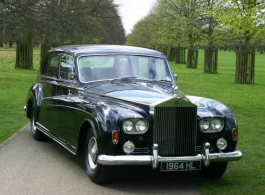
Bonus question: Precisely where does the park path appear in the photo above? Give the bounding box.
[0,125,200,195]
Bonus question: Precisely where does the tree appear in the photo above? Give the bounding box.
[0,0,126,69]
[215,0,265,83]
[126,15,155,47]
[157,0,203,68]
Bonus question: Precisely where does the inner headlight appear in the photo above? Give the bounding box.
[199,118,224,133]
[200,120,210,131]
[135,120,148,133]
[122,119,149,134]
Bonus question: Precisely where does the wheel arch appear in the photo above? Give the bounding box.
[77,119,97,155]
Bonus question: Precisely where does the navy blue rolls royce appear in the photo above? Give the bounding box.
[24,45,242,184]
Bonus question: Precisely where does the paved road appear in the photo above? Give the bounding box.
[0,125,199,195]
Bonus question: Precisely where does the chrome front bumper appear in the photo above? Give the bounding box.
[98,143,242,168]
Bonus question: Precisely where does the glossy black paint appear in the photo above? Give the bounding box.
[25,45,238,158]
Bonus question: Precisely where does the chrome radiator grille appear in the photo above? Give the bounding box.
[153,107,197,157]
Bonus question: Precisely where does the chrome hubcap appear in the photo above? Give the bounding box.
[88,136,98,171]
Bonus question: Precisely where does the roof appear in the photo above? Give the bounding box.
[49,44,165,57]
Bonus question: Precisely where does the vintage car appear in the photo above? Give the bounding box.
[24,45,242,184]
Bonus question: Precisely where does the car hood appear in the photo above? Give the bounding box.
[85,82,176,105]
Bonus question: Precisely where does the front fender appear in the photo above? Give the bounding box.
[31,83,43,107]
[186,95,237,129]
[93,100,147,133]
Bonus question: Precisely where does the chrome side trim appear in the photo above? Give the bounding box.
[97,142,242,167]
[36,122,76,155]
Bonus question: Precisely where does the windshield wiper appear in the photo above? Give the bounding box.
[110,77,137,84]
[150,79,172,85]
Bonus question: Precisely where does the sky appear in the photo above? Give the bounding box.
[114,0,157,35]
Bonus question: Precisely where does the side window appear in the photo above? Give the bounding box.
[42,53,60,78]
[60,54,75,80]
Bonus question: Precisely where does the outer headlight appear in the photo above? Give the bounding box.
[122,119,149,134]
[211,119,223,131]
[122,120,133,132]
[199,118,224,133]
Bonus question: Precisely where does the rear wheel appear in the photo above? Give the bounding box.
[85,130,115,184]
[30,106,46,141]
[199,162,228,179]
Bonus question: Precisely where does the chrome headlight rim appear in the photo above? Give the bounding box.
[122,119,149,134]
[199,117,224,133]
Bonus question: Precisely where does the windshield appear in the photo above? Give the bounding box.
[78,55,172,83]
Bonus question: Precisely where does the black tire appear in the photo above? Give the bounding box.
[30,106,46,141]
[199,162,228,179]
[85,130,115,184]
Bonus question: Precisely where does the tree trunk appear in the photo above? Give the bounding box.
[175,47,186,64]
[15,30,33,69]
[167,46,172,61]
[40,39,52,65]
[187,48,198,68]
[204,48,218,73]
[235,33,255,84]
[235,50,255,84]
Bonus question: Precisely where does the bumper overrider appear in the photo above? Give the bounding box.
[97,143,242,168]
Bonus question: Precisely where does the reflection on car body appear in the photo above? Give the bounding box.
[24,45,242,184]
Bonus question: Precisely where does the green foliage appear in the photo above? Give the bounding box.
[215,0,265,48]
[170,50,265,194]
[128,0,265,50]
[0,0,125,45]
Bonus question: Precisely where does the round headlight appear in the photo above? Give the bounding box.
[216,138,227,150]
[200,120,210,131]
[135,120,148,133]
[211,119,223,131]
[122,120,133,132]
[123,141,135,154]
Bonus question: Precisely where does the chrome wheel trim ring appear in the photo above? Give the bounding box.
[31,112,36,134]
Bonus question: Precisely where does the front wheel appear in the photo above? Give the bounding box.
[30,106,46,141]
[199,162,228,179]
[85,131,115,184]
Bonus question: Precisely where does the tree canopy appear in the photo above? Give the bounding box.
[0,0,126,45]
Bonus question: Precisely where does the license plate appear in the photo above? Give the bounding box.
[161,161,201,171]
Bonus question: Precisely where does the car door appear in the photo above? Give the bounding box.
[49,54,80,151]
[37,52,61,134]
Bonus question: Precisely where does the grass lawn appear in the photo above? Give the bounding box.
[170,50,265,195]
[0,48,264,194]
[0,48,40,145]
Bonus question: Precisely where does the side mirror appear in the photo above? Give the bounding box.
[68,72,75,80]
[173,74,177,81]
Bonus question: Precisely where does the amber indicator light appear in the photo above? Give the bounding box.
[112,130,119,144]
[232,129,238,140]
